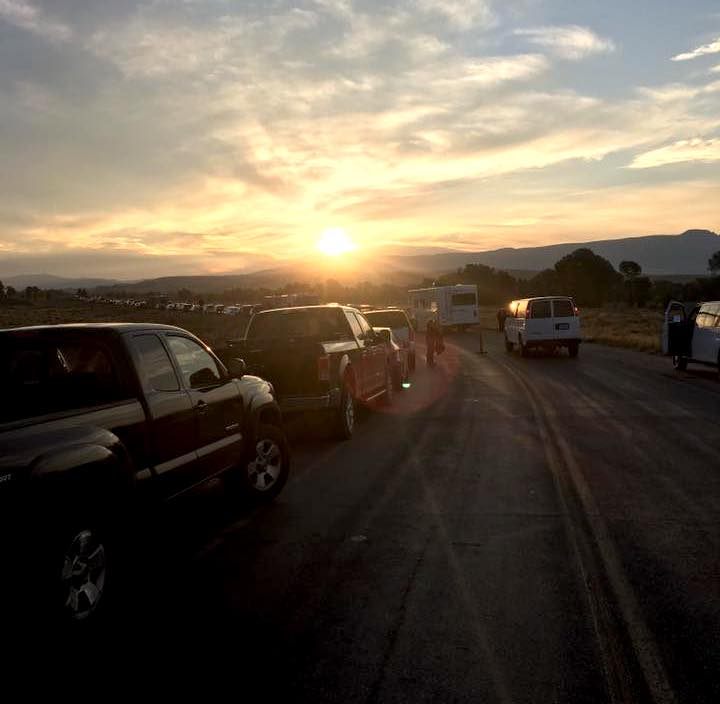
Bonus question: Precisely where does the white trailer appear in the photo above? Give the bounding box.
[408,285,479,331]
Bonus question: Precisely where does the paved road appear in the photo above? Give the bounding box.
[67,332,720,700]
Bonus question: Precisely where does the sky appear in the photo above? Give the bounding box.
[0,0,719,279]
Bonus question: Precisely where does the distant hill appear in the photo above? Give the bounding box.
[2,273,122,290]
[394,230,720,277]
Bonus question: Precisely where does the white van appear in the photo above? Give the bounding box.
[408,285,478,332]
[665,300,720,377]
[504,296,581,357]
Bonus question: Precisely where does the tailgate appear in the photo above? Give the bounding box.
[241,339,326,397]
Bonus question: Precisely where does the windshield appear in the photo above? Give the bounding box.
[246,308,351,340]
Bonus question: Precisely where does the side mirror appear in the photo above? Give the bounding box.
[411,319,418,331]
[227,358,247,378]
[377,329,391,343]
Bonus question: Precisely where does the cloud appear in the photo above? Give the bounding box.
[0,0,71,41]
[712,64,720,74]
[514,25,615,60]
[628,138,720,169]
[415,0,496,31]
[671,36,720,61]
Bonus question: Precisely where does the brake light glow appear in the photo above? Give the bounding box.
[317,355,330,381]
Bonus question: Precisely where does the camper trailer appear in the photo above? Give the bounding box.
[408,285,479,331]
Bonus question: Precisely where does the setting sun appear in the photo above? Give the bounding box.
[316,228,357,257]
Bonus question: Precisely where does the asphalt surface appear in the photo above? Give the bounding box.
[36,331,720,700]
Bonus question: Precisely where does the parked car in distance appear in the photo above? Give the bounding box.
[364,308,416,371]
[374,326,408,391]
[504,296,581,357]
[224,305,392,439]
[666,300,720,378]
[224,305,241,316]
[0,323,288,623]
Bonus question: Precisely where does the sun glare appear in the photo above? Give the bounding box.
[316,228,357,256]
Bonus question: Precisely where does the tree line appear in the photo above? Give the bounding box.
[6,246,720,310]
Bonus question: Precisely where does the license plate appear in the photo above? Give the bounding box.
[557,323,570,330]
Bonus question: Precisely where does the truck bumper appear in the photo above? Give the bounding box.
[280,388,341,414]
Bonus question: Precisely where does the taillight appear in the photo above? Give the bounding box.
[525,307,532,319]
[574,306,579,316]
[317,355,330,381]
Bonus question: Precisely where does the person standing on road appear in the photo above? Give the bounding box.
[426,318,438,367]
[497,308,507,332]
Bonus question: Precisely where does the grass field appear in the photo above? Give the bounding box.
[0,300,249,349]
[2,300,664,354]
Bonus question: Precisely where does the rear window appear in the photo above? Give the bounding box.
[451,293,476,306]
[246,308,352,340]
[553,300,574,317]
[0,334,125,423]
[529,300,552,318]
[364,311,409,329]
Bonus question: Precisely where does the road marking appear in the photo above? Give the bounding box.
[494,353,678,704]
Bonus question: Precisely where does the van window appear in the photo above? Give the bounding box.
[529,300,552,318]
[553,300,574,318]
[451,293,476,306]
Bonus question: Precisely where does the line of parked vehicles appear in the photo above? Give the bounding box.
[0,303,418,625]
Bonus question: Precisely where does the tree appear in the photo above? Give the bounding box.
[619,260,642,280]
[709,251,720,276]
[553,248,622,307]
[6,285,16,298]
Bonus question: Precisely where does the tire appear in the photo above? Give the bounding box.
[240,424,290,502]
[672,355,687,371]
[568,341,579,358]
[33,510,115,627]
[505,336,514,353]
[519,335,529,358]
[335,380,356,440]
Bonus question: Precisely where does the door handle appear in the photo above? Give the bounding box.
[195,400,208,414]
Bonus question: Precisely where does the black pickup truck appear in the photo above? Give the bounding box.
[225,305,392,439]
[0,323,288,623]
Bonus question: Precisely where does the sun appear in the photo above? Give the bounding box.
[316,227,357,256]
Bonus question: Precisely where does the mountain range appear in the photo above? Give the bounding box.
[2,229,717,293]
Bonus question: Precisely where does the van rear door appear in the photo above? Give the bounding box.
[527,300,554,341]
[552,299,579,340]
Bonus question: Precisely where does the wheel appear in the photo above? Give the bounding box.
[335,379,356,440]
[568,341,579,358]
[57,525,109,623]
[672,355,687,371]
[505,336,514,353]
[382,367,394,406]
[242,424,290,501]
[519,336,529,357]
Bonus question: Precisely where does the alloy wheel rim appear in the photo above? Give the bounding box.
[61,529,107,621]
[248,438,283,491]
